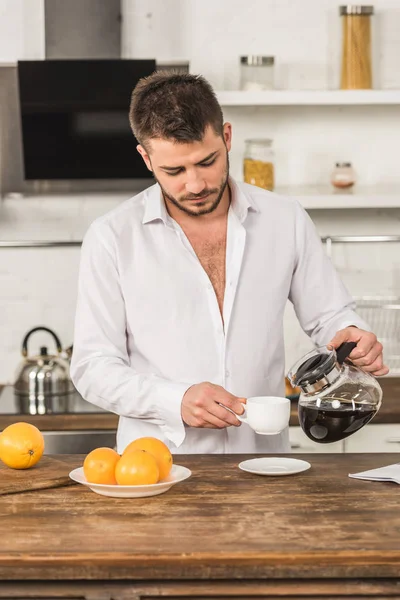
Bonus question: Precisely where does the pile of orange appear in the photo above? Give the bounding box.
[0,423,173,489]
[83,437,173,486]
[0,422,44,469]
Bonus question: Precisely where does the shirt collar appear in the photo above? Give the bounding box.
[142,183,170,225]
[142,177,259,226]
[228,177,259,223]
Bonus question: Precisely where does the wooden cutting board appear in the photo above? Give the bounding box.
[0,455,80,495]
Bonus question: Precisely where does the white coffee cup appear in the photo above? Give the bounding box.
[237,396,290,435]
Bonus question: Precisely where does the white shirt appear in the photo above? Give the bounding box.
[70,178,369,455]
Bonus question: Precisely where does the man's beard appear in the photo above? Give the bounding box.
[155,153,230,217]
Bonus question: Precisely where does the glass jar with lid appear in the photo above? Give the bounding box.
[240,56,275,91]
[339,5,375,89]
[243,139,275,191]
[331,162,356,189]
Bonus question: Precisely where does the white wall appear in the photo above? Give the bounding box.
[0,194,123,383]
[0,0,399,383]
[122,0,400,187]
[122,0,400,90]
[0,0,45,62]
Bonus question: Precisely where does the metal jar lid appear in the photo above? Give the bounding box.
[339,6,374,15]
[240,56,274,66]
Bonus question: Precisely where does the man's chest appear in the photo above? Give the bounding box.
[121,221,294,354]
[186,233,227,311]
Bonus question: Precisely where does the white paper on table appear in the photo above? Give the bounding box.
[349,463,400,484]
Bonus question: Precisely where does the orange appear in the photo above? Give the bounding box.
[83,447,120,485]
[123,437,173,480]
[0,422,44,469]
[115,449,159,485]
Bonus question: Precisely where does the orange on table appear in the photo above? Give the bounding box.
[0,422,44,469]
[115,449,159,485]
[83,447,120,485]
[123,437,173,480]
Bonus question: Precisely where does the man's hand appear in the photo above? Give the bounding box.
[181,382,246,428]
[328,327,389,376]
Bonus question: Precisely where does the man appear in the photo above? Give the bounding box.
[70,72,388,455]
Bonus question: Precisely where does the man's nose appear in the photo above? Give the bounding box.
[185,173,206,195]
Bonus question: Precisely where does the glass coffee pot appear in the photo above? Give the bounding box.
[287,342,382,444]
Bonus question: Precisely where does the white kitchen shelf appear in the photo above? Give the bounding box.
[217,90,400,106]
[274,185,400,209]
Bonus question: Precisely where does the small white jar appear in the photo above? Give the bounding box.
[240,56,275,91]
[331,162,356,189]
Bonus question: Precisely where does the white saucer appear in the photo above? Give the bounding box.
[69,464,192,498]
[238,457,311,477]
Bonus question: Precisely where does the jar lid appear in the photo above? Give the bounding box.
[335,162,352,167]
[240,56,274,66]
[245,138,273,146]
[339,6,374,15]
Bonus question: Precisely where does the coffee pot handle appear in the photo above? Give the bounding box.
[21,326,63,357]
[336,341,357,365]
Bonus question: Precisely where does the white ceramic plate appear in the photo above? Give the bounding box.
[238,457,311,477]
[69,464,192,498]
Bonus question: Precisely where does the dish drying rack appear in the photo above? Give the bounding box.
[323,235,400,376]
[353,296,400,375]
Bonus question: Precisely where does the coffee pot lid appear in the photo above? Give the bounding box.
[294,351,336,387]
[289,342,357,388]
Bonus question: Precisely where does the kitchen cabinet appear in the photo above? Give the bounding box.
[290,425,400,455]
[289,426,344,453]
[290,426,400,455]
[344,424,400,453]
[0,453,399,598]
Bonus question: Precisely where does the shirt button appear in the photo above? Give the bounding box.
[225,370,230,378]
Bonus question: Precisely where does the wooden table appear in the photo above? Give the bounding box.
[1,453,400,598]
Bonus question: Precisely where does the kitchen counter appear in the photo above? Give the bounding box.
[0,384,118,431]
[0,453,399,598]
[0,378,399,433]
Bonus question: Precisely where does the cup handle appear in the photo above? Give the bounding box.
[236,403,248,424]
[219,401,248,423]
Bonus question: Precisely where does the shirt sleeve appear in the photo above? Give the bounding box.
[288,201,371,346]
[70,222,190,448]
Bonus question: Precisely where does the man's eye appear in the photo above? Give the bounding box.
[167,169,183,176]
[201,159,216,167]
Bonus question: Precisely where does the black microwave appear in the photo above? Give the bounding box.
[17,59,156,180]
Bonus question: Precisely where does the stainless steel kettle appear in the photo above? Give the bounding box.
[14,327,75,415]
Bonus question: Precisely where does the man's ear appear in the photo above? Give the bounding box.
[223,122,232,153]
[137,145,153,172]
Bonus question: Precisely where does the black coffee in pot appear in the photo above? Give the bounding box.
[299,399,377,443]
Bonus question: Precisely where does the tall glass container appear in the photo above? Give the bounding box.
[340,5,374,89]
[243,139,274,191]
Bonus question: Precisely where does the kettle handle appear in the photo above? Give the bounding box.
[21,327,63,357]
[336,341,357,365]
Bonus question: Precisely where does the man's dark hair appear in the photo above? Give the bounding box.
[129,71,224,150]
